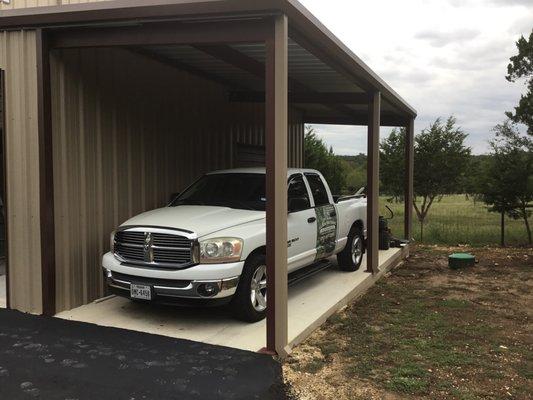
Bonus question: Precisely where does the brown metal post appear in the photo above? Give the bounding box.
[366,91,380,274]
[265,15,289,356]
[405,118,414,241]
[0,70,8,309]
[36,29,56,316]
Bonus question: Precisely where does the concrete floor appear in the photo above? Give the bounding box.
[56,247,406,353]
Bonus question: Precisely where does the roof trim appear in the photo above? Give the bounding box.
[0,0,416,118]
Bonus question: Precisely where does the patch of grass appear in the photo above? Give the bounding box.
[516,349,533,380]
[392,363,429,379]
[438,298,470,309]
[386,376,429,394]
[447,388,480,400]
[381,194,530,246]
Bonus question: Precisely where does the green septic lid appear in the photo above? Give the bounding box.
[449,253,476,269]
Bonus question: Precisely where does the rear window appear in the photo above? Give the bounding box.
[305,173,330,207]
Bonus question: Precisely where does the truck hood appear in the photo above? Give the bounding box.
[120,205,265,238]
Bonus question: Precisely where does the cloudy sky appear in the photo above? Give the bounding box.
[299,0,533,155]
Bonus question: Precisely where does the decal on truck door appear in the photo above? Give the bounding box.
[315,205,337,260]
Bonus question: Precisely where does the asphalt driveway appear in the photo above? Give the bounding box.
[0,309,285,400]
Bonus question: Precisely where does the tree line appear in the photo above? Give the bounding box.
[304,29,532,246]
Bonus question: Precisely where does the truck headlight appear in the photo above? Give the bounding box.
[199,238,243,264]
[110,231,116,252]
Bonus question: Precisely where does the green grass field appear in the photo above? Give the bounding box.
[380,195,531,247]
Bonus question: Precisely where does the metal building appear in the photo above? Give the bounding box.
[0,0,416,356]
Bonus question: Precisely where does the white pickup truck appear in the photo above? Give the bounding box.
[102,168,367,322]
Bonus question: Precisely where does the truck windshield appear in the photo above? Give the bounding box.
[171,173,266,211]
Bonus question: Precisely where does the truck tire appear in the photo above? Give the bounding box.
[230,253,267,322]
[337,226,364,271]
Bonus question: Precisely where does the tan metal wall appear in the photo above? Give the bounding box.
[0,30,43,314]
[51,47,304,311]
[0,0,109,10]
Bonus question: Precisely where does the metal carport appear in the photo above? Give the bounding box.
[0,0,416,356]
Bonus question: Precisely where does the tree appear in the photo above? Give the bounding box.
[380,128,406,200]
[506,29,533,135]
[414,117,471,241]
[461,155,492,201]
[339,154,367,192]
[480,121,533,245]
[304,127,347,194]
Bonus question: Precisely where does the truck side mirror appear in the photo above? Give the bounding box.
[288,197,309,213]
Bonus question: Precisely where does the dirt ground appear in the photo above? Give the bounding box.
[284,245,533,400]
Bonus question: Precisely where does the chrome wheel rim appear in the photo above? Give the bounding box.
[351,236,363,265]
[250,265,267,312]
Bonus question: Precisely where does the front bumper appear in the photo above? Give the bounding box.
[102,252,243,303]
[103,268,239,301]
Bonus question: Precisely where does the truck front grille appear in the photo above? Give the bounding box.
[114,229,195,269]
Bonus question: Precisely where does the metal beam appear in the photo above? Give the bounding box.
[194,44,306,92]
[366,92,380,274]
[405,118,415,241]
[131,48,249,91]
[305,113,407,128]
[265,14,288,357]
[49,19,272,49]
[36,29,57,316]
[229,91,370,104]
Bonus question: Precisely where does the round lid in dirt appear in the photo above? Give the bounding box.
[448,253,476,269]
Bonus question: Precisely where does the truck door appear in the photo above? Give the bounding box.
[287,174,317,272]
[304,173,338,261]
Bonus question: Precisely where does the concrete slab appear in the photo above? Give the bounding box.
[56,247,406,353]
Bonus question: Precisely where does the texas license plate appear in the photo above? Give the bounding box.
[130,284,152,300]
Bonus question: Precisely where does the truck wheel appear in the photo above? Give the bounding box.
[230,253,267,322]
[337,227,364,271]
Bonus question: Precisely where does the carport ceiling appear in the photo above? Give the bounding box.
[0,0,417,126]
[133,40,403,126]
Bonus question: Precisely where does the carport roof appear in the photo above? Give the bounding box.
[0,0,417,126]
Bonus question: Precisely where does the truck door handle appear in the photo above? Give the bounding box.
[308,217,317,223]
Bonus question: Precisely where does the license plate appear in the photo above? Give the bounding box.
[130,284,152,300]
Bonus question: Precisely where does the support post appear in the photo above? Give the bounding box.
[366,92,380,274]
[0,70,8,309]
[405,118,415,241]
[36,29,56,316]
[265,15,289,356]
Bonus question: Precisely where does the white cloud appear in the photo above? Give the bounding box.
[299,0,533,155]
[415,29,480,48]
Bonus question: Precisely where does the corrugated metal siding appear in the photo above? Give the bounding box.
[0,0,109,10]
[51,48,304,311]
[0,30,43,314]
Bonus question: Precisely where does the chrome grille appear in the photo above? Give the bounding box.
[114,229,194,268]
